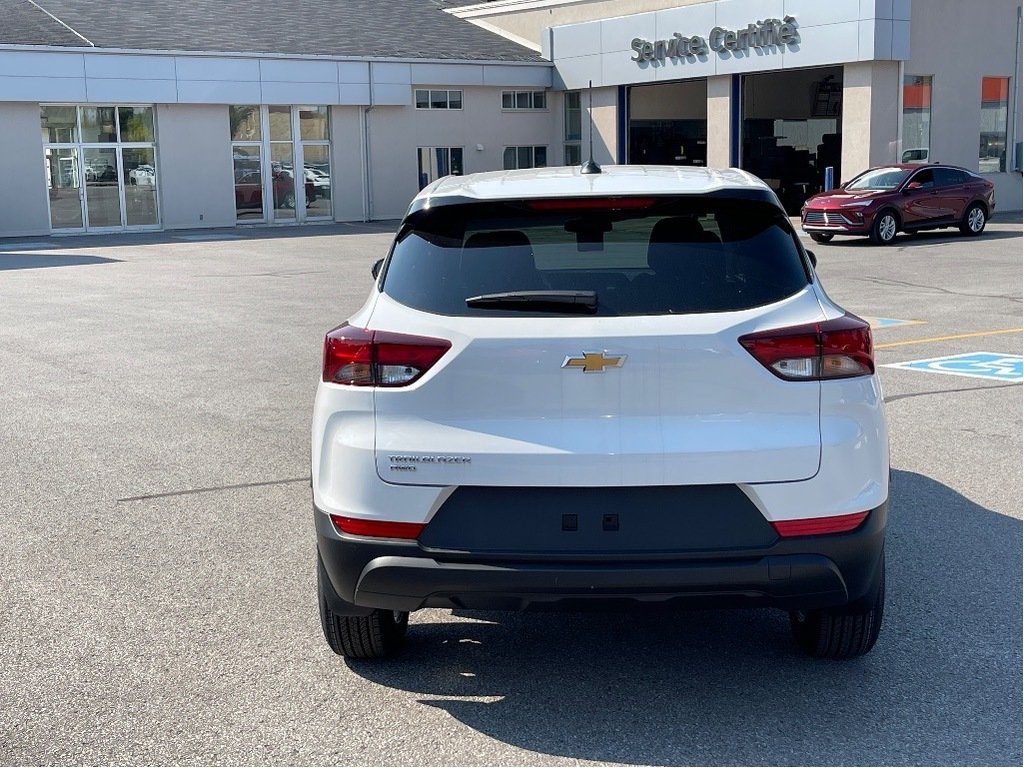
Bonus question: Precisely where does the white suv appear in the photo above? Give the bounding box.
[312,166,889,660]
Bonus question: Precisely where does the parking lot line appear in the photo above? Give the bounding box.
[875,327,1023,349]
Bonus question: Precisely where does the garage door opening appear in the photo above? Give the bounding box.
[627,80,707,167]
[741,67,842,214]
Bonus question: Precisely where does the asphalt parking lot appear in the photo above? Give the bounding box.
[1,216,1021,766]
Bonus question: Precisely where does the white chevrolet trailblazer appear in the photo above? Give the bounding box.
[312,165,889,660]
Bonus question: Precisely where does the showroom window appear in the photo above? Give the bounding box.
[564,91,582,165]
[503,146,547,170]
[415,146,464,190]
[230,105,332,223]
[40,104,159,232]
[901,75,932,163]
[501,90,546,110]
[979,77,1010,173]
[414,89,463,110]
[417,147,463,190]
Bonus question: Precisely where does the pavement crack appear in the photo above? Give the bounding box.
[855,275,1023,303]
[117,476,310,502]
[884,382,1020,404]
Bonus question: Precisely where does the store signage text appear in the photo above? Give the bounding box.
[630,16,799,63]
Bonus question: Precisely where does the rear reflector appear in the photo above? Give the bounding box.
[772,511,869,537]
[738,314,874,381]
[330,515,426,540]
[323,323,451,386]
[527,197,655,211]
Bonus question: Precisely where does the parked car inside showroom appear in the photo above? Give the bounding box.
[312,164,890,661]
[801,163,995,245]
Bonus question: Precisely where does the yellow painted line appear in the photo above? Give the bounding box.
[875,328,1023,349]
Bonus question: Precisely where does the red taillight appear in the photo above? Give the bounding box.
[330,515,426,539]
[771,511,869,537]
[738,314,874,381]
[322,323,451,386]
[527,197,655,211]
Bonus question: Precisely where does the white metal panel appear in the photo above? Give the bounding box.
[872,18,894,59]
[371,62,412,84]
[553,54,602,90]
[338,82,371,104]
[862,0,893,20]
[780,21,862,68]
[653,55,716,81]
[84,53,175,80]
[858,19,878,60]
[655,4,718,42]
[784,0,860,27]
[0,75,86,101]
[338,61,369,83]
[411,63,484,86]
[260,80,340,104]
[481,64,552,87]
[176,79,261,103]
[173,56,259,81]
[86,78,177,103]
[601,13,656,54]
[551,18,603,60]
[371,82,411,105]
[259,59,338,83]
[715,46,787,75]
[715,0,785,30]
[0,50,83,78]
[891,19,910,59]
[601,51,651,87]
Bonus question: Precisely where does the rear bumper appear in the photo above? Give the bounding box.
[315,500,887,614]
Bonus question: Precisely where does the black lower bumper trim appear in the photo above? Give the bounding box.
[355,553,847,611]
[315,501,886,614]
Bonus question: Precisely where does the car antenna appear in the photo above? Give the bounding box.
[580,79,602,175]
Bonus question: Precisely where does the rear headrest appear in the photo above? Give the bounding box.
[648,217,719,247]
[647,217,723,279]
[461,229,542,296]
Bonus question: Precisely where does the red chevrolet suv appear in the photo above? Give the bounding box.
[801,164,995,245]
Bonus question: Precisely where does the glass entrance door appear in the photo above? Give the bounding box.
[41,105,160,233]
[122,147,158,226]
[83,147,122,229]
[45,147,84,230]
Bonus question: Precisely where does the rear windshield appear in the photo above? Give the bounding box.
[381,198,810,317]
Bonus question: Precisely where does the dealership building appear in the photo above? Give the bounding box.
[0,0,1020,238]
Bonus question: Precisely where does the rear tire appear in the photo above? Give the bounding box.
[869,210,899,245]
[959,203,987,236]
[318,559,408,658]
[789,554,885,659]
[809,233,834,243]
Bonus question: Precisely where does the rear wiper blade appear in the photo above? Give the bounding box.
[465,290,598,313]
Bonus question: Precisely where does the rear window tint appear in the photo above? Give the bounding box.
[381,198,809,317]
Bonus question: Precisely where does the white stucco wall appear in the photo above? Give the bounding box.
[906,0,1022,210]
[841,61,901,180]
[156,104,236,230]
[366,85,563,219]
[0,102,50,237]
[330,106,365,222]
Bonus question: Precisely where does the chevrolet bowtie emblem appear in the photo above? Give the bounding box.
[562,351,627,373]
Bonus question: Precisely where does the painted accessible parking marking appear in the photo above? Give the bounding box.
[862,317,925,330]
[883,352,1024,383]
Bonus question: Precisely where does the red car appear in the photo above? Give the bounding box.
[801,164,995,245]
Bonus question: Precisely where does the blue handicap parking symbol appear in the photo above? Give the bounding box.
[863,317,924,330]
[883,352,1024,383]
